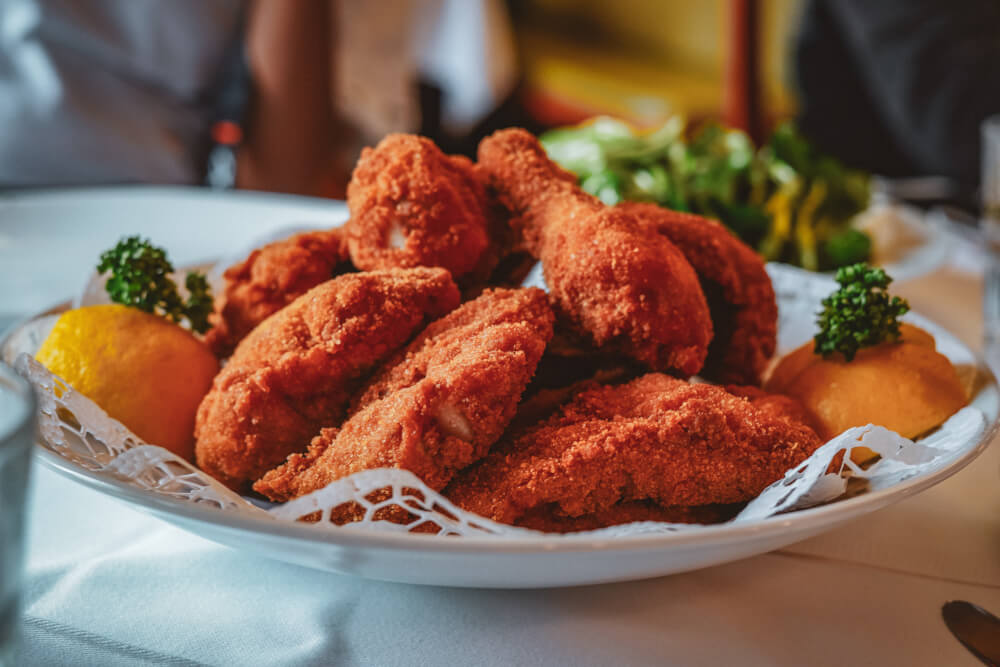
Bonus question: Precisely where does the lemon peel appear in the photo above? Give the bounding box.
[36,304,218,460]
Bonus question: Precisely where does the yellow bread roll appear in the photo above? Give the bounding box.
[764,324,966,449]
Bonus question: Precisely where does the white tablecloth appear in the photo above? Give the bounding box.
[3,188,998,666]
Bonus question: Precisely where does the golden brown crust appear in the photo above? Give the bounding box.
[620,202,778,385]
[476,128,713,376]
[194,268,460,491]
[352,287,555,411]
[205,228,352,357]
[444,373,821,527]
[345,134,495,280]
[725,384,822,434]
[254,288,555,501]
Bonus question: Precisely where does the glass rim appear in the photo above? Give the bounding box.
[0,361,35,446]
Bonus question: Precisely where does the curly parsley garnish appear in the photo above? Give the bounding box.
[814,263,909,362]
[97,236,213,333]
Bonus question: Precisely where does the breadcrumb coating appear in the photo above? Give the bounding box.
[194,268,460,491]
[477,128,713,376]
[205,228,352,357]
[444,373,821,529]
[254,288,554,501]
[345,134,494,280]
[621,202,777,385]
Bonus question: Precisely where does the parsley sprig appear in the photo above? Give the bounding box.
[814,263,909,361]
[97,236,213,333]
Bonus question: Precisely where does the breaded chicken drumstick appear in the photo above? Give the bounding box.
[621,202,778,385]
[477,129,713,376]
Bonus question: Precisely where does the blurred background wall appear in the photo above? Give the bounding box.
[2,0,993,213]
[512,0,799,129]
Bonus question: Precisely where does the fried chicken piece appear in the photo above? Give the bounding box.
[620,202,777,385]
[254,288,554,501]
[444,373,821,530]
[345,134,497,281]
[725,385,822,433]
[205,228,352,357]
[477,128,712,376]
[195,268,460,491]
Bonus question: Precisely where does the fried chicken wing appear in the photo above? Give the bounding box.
[620,202,777,385]
[254,288,555,501]
[205,228,352,357]
[477,128,712,376]
[444,373,821,530]
[345,134,498,281]
[195,268,460,491]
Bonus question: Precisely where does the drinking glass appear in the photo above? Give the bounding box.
[982,115,1000,251]
[982,117,1000,373]
[0,363,35,666]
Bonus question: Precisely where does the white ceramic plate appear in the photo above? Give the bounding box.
[0,186,349,320]
[1,187,994,588]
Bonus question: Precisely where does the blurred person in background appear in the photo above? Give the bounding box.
[244,0,520,196]
[793,0,1000,208]
[0,0,248,189]
[0,0,518,196]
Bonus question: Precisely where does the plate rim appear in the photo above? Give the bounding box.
[0,184,349,213]
[9,299,999,556]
